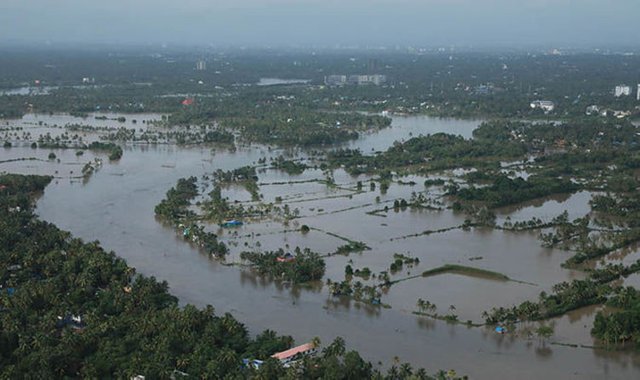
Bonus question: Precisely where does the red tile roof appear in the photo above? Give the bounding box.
[271,343,314,360]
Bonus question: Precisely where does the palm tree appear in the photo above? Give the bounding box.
[535,323,554,347]
[311,336,321,349]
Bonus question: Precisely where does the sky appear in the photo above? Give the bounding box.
[0,0,638,48]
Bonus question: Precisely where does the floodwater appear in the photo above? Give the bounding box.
[2,112,640,379]
[345,115,480,152]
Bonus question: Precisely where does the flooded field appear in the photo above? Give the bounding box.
[3,112,640,378]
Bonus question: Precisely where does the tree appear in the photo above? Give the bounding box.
[535,323,554,347]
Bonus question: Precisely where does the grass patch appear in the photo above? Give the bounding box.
[421,264,510,282]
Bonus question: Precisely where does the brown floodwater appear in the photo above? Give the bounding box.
[2,113,640,379]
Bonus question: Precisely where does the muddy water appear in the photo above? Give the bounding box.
[345,115,480,152]
[1,113,638,378]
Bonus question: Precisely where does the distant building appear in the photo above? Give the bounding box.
[368,58,379,72]
[637,84,640,101]
[325,74,386,86]
[348,74,387,85]
[195,60,207,71]
[615,85,631,97]
[369,74,386,86]
[530,100,555,113]
[324,75,347,86]
[585,105,600,116]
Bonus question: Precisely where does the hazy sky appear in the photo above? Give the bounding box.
[1,0,638,48]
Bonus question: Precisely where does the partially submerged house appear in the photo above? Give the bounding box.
[220,219,243,228]
[56,314,86,330]
[276,252,295,263]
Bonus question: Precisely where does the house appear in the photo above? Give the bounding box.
[242,359,264,369]
[585,105,600,116]
[56,314,86,330]
[220,219,243,228]
[615,85,631,97]
[276,253,295,263]
[530,100,555,113]
[271,343,316,367]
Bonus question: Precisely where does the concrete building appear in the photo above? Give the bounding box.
[585,105,600,116]
[615,85,631,97]
[369,74,387,85]
[195,60,207,71]
[530,100,555,113]
[637,84,640,101]
[324,75,347,86]
[326,74,386,86]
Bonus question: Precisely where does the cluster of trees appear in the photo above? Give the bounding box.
[327,132,526,175]
[219,108,388,147]
[154,177,228,257]
[334,241,369,256]
[87,141,123,161]
[213,166,260,201]
[154,177,199,222]
[240,248,326,284]
[326,279,383,306]
[593,286,640,347]
[450,175,579,208]
[390,253,420,273]
[483,261,640,326]
[98,125,235,146]
[272,155,308,175]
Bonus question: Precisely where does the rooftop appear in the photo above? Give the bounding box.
[271,343,314,361]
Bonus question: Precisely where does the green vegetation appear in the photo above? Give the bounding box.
[422,265,510,282]
[390,253,420,272]
[334,241,370,255]
[154,177,228,258]
[484,261,640,325]
[214,166,260,201]
[272,155,308,175]
[87,141,123,161]
[240,248,326,284]
[449,175,579,208]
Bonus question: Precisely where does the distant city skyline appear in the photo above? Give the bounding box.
[1,0,639,48]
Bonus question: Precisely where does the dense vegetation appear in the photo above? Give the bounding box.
[450,175,579,208]
[240,248,326,284]
[154,176,228,258]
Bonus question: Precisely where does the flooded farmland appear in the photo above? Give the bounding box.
[2,112,640,379]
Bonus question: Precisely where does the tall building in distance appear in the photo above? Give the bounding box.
[324,74,387,86]
[615,84,631,97]
[637,84,640,101]
[195,60,207,71]
[367,58,379,73]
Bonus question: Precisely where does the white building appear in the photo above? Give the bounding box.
[195,60,206,71]
[585,105,600,116]
[326,74,386,86]
[637,84,640,101]
[324,75,347,86]
[615,85,631,97]
[530,100,555,113]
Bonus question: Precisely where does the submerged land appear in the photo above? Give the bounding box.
[2,46,640,378]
